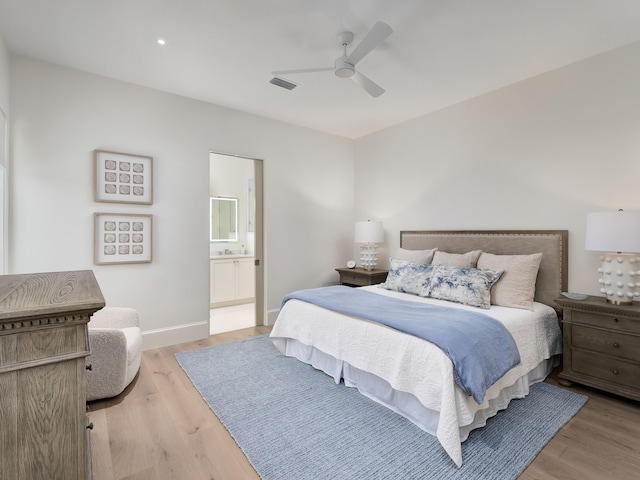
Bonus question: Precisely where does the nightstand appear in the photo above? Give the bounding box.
[556,295,640,401]
[335,267,388,287]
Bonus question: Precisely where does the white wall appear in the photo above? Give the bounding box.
[0,33,8,113]
[0,33,9,274]
[9,56,354,348]
[355,40,640,296]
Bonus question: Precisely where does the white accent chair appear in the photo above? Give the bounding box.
[86,307,142,401]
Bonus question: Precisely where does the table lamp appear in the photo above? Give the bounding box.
[585,210,640,304]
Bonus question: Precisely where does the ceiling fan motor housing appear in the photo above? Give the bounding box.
[334,57,355,78]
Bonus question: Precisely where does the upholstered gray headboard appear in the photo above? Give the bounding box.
[400,230,568,310]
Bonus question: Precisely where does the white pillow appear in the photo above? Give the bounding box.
[394,247,437,265]
[432,250,482,268]
[476,252,543,310]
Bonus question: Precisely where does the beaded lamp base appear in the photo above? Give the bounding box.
[598,252,640,305]
[359,244,378,271]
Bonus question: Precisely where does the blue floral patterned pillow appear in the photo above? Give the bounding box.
[381,258,433,297]
[428,265,503,309]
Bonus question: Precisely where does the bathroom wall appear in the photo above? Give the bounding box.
[209,152,254,256]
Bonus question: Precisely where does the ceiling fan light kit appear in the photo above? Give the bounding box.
[271,21,393,98]
[334,59,355,78]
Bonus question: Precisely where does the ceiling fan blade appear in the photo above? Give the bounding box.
[345,21,393,66]
[351,70,385,98]
[272,67,333,76]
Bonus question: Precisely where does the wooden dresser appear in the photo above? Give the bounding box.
[0,271,105,480]
[557,295,640,401]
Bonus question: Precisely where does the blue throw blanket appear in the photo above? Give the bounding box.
[281,286,521,404]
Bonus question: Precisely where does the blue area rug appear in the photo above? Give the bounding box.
[176,335,587,480]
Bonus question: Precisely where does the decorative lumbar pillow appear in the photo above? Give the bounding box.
[432,250,483,268]
[476,252,543,310]
[381,258,433,297]
[394,247,437,265]
[427,265,503,309]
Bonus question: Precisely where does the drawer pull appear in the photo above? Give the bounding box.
[612,369,619,375]
[86,364,92,371]
[613,342,620,348]
[86,422,94,430]
[614,318,619,323]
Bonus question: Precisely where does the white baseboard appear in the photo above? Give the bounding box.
[141,321,209,351]
[266,309,280,326]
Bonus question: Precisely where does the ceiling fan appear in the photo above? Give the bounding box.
[272,21,393,98]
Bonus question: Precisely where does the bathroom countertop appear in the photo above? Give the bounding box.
[210,253,254,260]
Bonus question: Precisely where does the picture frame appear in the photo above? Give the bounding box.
[94,213,152,265]
[94,150,153,204]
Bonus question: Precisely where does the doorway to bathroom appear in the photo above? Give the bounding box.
[208,152,264,335]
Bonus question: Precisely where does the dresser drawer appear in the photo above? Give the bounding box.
[572,325,640,362]
[572,349,640,391]
[571,310,640,334]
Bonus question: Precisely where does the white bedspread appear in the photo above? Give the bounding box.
[270,285,562,467]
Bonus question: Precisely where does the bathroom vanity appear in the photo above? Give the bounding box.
[210,255,255,307]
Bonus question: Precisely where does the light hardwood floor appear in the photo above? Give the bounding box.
[88,327,640,480]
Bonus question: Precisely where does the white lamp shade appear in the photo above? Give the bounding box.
[354,221,384,244]
[585,211,640,253]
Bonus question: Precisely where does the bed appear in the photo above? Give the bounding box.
[270,230,568,467]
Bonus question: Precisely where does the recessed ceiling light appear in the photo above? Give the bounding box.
[157,39,166,45]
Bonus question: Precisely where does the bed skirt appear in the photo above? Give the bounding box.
[273,337,560,443]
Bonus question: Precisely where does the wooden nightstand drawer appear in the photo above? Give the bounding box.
[573,349,640,391]
[335,268,388,287]
[340,272,368,286]
[572,325,640,362]
[571,310,640,335]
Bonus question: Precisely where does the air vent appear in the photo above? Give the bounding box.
[269,77,297,90]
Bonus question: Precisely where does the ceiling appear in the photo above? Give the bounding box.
[2,0,640,139]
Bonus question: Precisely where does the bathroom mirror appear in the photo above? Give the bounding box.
[210,196,238,242]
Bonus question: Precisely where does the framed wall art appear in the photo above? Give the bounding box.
[94,150,153,204]
[94,213,152,265]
